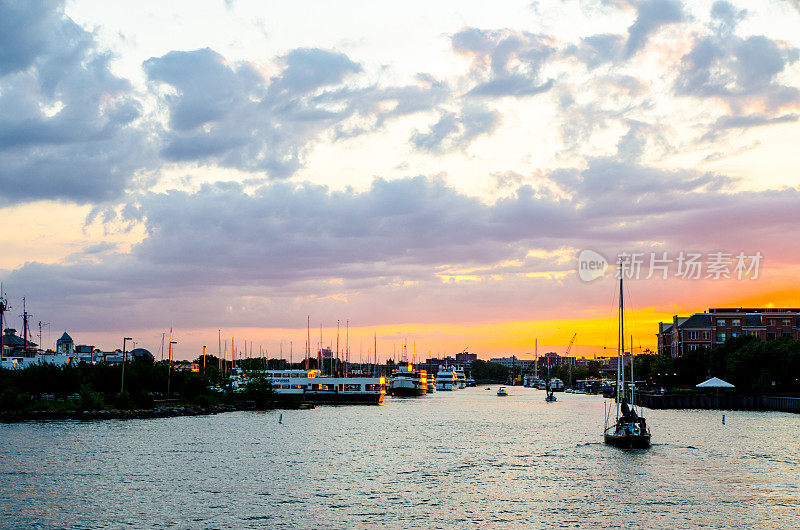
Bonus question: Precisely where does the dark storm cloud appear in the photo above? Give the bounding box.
[0,0,149,205]
[452,28,557,98]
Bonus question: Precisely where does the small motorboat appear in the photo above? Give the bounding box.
[497,386,508,396]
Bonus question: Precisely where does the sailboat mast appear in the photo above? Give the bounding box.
[630,334,635,408]
[617,261,623,411]
[306,315,310,370]
[336,319,340,377]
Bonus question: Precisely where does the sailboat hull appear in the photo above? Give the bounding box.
[604,427,651,449]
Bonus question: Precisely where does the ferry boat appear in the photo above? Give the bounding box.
[435,366,459,390]
[427,375,436,394]
[389,363,427,396]
[232,369,386,405]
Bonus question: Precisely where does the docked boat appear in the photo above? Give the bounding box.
[427,375,436,394]
[389,363,427,396]
[435,366,459,390]
[497,386,508,396]
[604,262,651,449]
[454,367,467,389]
[233,369,386,405]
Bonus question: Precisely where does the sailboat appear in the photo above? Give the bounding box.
[604,261,651,448]
[544,353,557,402]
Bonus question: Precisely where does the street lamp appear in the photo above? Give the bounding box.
[120,337,133,394]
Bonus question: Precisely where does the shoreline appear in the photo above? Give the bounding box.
[0,404,241,422]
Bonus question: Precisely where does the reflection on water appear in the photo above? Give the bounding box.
[1,388,799,528]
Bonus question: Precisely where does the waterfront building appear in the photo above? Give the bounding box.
[489,355,537,369]
[536,352,576,370]
[1,328,37,356]
[455,351,477,363]
[75,344,95,363]
[0,328,78,369]
[56,332,74,356]
[657,307,800,358]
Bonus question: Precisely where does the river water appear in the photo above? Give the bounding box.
[1,387,799,528]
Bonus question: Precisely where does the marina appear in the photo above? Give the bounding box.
[1,387,798,528]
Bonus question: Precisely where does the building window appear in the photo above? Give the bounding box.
[717,332,726,342]
[767,332,776,340]
[688,344,698,351]
[782,319,792,326]
[717,319,725,326]
[703,331,709,340]
[731,332,740,338]
[731,319,740,326]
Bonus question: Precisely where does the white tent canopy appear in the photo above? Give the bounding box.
[696,377,735,389]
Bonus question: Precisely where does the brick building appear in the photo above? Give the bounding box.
[657,308,799,358]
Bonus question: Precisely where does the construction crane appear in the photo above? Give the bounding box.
[565,332,577,356]
[565,332,577,390]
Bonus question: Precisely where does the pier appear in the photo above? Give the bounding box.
[637,392,800,413]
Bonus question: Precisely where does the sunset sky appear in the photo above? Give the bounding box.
[1,0,799,361]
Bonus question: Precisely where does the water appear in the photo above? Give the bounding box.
[2,388,799,528]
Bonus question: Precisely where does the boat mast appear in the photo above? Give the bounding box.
[336,319,340,377]
[630,334,635,409]
[618,260,624,415]
[306,315,310,370]
[0,284,7,358]
[534,338,538,379]
[22,297,29,353]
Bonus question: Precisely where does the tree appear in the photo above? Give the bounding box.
[470,360,509,383]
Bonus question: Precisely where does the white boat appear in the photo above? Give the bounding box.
[454,367,467,389]
[389,363,427,396]
[232,369,386,405]
[497,386,508,396]
[435,366,459,390]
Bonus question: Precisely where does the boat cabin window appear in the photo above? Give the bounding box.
[344,384,361,392]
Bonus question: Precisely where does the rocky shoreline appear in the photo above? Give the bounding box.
[0,404,240,422]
